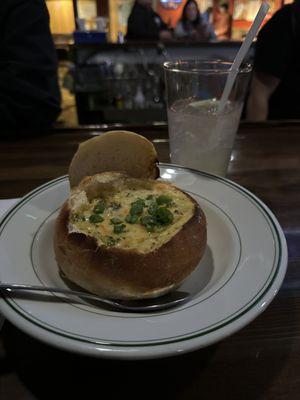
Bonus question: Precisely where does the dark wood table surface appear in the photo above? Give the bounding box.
[0,122,299,400]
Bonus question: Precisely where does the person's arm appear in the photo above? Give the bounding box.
[246,6,293,121]
[0,0,61,130]
[246,71,280,121]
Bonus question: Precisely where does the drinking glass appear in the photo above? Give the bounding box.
[164,60,252,176]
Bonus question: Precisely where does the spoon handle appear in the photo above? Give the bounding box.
[0,283,189,312]
[0,283,125,310]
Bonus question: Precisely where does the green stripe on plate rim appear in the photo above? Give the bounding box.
[0,167,282,348]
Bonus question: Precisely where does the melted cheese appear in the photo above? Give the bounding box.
[69,186,194,254]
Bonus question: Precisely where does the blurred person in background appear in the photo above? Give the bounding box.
[247,0,300,120]
[174,0,216,41]
[0,0,61,131]
[126,0,172,41]
[202,6,213,24]
[214,3,231,40]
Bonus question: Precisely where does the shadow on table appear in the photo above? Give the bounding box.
[2,295,297,400]
[2,321,216,399]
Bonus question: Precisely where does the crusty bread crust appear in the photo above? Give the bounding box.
[53,183,207,300]
[69,131,159,188]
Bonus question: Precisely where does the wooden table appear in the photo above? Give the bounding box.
[0,122,299,400]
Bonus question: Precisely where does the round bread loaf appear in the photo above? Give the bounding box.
[54,172,207,300]
[68,130,159,188]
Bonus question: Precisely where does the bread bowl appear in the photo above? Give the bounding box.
[53,130,207,300]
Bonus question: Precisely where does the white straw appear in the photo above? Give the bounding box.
[218,2,270,113]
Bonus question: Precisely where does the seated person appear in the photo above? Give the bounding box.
[126,0,172,41]
[247,1,300,120]
[174,0,216,41]
[0,0,61,130]
[214,3,231,40]
[202,6,213,24]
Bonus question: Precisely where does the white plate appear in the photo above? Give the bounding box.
[0,165,287,359]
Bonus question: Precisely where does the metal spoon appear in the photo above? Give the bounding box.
[0,283,190,312]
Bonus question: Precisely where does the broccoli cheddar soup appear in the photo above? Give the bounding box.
[69,184,195,254]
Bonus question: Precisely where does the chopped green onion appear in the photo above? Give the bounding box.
[145,224,155,232]
[93,200,106,214]
[114,224,126,234]
[156,207,174,225]
[135,198,146,206]
[130,202,144,215]
[156,195,172,206]
[110,217,122,225]
[125,214,138,224]
[140,215,157,233]
[140,215,156,226]
[89,214,104,223]
[148,202,158,216]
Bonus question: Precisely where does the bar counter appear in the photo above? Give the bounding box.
[0,121,300,399]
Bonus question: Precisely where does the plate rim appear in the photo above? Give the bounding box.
[0,165,288,359]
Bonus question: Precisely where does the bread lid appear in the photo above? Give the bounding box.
[69,131,159,188]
